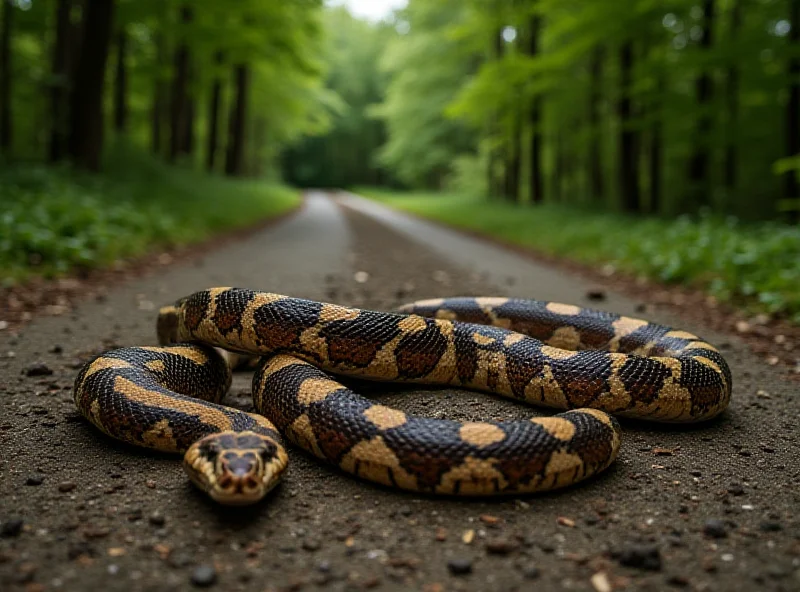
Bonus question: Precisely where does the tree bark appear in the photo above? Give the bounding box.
[0,0,13,155]
[206,51,224,171]
[151,34,164,155]
[488,27,505,198]
[113,28,127,133]
[786,0,800,223]
[618,41,640,213]
[588,45,605,200]
[650,75,664,214]
[48,0,72,162]
[506,107,522,202]
[724,0,741,191]
[224,64,249,177]
[687,0,715,209]
[66,0,115,171]
[169,5,192,162]
[184,93,195,156]
[527,15,544,203]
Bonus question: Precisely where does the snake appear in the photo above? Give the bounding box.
[73,287,731,505]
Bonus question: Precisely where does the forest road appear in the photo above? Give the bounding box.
[1,191,798,592]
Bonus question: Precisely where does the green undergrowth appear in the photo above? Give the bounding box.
[0,146,300,285]
[358,188,800,323]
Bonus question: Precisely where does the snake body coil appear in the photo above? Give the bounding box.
[73,287,731,504]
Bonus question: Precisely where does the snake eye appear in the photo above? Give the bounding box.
[199,440,221,459]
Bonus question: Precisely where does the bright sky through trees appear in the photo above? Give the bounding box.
[326,0,407,21]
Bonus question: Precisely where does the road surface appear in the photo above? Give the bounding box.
[1,192,797,591]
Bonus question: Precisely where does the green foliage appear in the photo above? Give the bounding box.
[360,189,800,322]
[0,145,299,284]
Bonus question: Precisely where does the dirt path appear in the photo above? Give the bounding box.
[1,192,798,592]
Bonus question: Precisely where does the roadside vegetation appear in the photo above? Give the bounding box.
[361,189,800,323]
[0,147,299,285]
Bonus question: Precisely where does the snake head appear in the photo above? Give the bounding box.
[183,431,288,505]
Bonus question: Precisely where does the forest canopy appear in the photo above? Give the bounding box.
[1,0,799,223]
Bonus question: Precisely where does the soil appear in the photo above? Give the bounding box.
[1,192,798,592]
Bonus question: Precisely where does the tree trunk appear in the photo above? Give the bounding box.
[786,0,800,223]
[618,41,640,213]
[650,75,664,214]
[113,28,127,133]
[206,50,224,171]
[184,93,195,156]
[66,0,115,171]
[527,15,544,203]
[506,107,522,202]
[169,5,192,163]
[724,0,740,191]
[488,27,505,198]
[48,0,72,162]
[554,132,565,202]
[588,45,605,200]
[0,0,13,155]
[224,64,249,177]
[687,0,715,209]
[151,34,164,155]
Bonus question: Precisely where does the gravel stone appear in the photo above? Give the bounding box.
[615,543,662,571]
[447,558,473,575]
[25,474,44,486]
[703,519,728,539]
[190,565,217,587]
[25,362,53,376]
[1,518,24,537]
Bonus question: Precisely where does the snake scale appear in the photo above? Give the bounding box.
[73,287,731,505]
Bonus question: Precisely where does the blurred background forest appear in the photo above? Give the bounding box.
[1,0,800,321]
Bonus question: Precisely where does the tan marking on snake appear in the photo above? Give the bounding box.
[141,345,208,365]
[459,423,506,447]
[145,360,166,372]
[83,356,133,379]
[363,405,407,430]
[547,326,582,350]
[608,317,650,351]
[530,417,576,441]
[546,302,582,316]
[297,377,342,406]
[114,375,231,431]
[475,297,510,308]
[339,437,418,490]
[472,333,496,346]
[541,345,579,360]
[665,330,699,340]
[398,315,430,333]
[694,356,723,375]
[142,418,178,451]
[503,333,526,346]
[684,341,719,353]
[437,456,508,495]
[544,449,584,476]
[286,413,325,458]
[319,304,359,323]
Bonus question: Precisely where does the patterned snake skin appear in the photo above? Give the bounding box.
[73,287,731,504]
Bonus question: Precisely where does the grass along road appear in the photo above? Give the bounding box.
[357,188,800,324]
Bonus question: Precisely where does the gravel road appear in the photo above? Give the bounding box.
[1,191,798,592]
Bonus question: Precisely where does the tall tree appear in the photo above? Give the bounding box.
[588,45,604,200]
[151,33,164,155]
[618,40,640,212]
[113,27,128,133]
[49,0,72,162]
[0,0,13,155]
[785,0,800,223]
[224,64,249,176]
[724,0,741,191]
[66,0,115,170]
[687,0,716,208]
[206,51,224,171]
[169,5,192,163]
[527,13,544,204]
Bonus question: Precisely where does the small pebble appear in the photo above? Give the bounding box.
[49,345,63,354]
[25,475,45,486]
[447,558,473,575]
[58,482,76,493]
[1,518,24,537]
[586,289,606,301]
[703,519,728,539]
[398,506,412,517]
[667,574,690,587]
[486,538,517,555]
[727,483,745,496]
[25,362,53,377]
[149,512,165,527]
[302,538,321,551]
[521,565,541,579]
[758,521,782,532]
[190,565,217,587]
[615,543,662,571]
